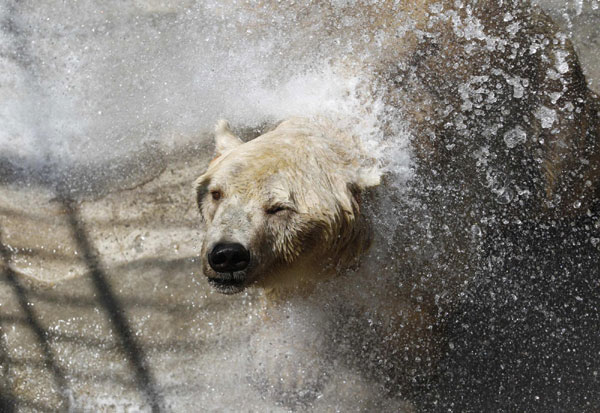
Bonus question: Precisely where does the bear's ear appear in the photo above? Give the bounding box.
[355,166,381,190]
[214,119,243,156]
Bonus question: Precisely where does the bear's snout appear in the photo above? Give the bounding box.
[208,243,250,273]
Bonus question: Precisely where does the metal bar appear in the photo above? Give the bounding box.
[0,229,69,409]
[61,198,164,412]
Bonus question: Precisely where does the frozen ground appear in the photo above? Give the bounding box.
[1,1,599,412]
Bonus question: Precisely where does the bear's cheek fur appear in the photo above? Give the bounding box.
[242,216,304,281]
[257,215,341,284]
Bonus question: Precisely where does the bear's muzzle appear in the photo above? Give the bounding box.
[206,242,251,294]
[208,242,250,273]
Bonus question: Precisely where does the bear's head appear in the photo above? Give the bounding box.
[195,118,380,295]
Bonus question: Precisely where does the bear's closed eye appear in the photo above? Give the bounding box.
[266,205,292,215]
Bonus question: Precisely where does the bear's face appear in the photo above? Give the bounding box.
[195,119,380,294]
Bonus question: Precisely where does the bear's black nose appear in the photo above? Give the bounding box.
[208,243,250,273]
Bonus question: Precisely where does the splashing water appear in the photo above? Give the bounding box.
[1,1,600,412]
[0,0,413,195]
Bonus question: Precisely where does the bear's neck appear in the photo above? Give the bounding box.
[258,253,369,303]
[258,261,335,303]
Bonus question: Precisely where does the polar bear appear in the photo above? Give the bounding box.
[194,0,600,406]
